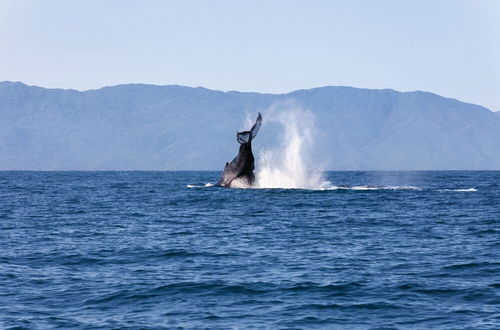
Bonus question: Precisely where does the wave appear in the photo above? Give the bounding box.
[186,182,480,193]
[439,188,477,192]
[442,262,498,270]
[285,301,405,311]
[323,185,422,191]
[186,183,425,191]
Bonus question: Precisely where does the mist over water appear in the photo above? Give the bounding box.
[255,108,332,189]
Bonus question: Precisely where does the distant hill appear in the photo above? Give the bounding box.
[1,81,499,170]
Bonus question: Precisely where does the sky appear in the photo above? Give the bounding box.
[1,0,499,110]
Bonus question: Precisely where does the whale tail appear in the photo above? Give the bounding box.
[237,112,262,144]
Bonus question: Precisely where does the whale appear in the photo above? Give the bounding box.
[216,113,262,188]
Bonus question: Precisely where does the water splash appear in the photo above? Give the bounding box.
[255,107,332,189]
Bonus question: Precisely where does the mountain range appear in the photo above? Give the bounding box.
[1,81,499,170]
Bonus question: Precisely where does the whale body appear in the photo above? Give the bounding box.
[216,113,262,188]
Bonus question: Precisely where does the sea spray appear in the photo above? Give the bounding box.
[255,107,332,189]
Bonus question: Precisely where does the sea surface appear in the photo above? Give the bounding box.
[0,171,498,329]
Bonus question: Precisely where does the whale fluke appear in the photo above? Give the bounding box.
[237,112,262,144]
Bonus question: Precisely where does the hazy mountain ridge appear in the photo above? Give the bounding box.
[1,81,499,170]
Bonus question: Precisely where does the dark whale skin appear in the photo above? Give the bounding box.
[216,113,262,188]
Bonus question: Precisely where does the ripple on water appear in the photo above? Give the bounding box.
[0,171,498,329]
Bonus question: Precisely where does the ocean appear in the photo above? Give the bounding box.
[0,171,498,329]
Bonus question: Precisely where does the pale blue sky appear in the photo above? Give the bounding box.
[1,0,499,110]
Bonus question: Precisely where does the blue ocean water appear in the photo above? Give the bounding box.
[0,171,498,329]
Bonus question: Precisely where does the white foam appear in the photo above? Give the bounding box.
[322,185,422,191]
[439,188,477,192]
[350,186,380,190]
[187,183,214,188]
[383,185,423,191]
